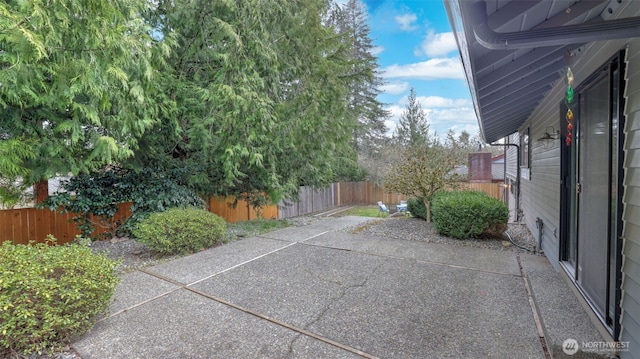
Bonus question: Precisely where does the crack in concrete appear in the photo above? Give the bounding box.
[304,262,382,329]
[282,262,383,358]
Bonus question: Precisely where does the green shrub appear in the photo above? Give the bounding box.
[42,167,205,240]
[132,207,226,255]
[0,237,119,355]
[431,191,508,239]
[407,197,427,220]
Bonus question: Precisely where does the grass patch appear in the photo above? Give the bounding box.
[225,218,291,241]
[340,206,385,218]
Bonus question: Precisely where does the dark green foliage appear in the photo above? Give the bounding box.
[42,168,204,239]
[392,88,430,149]
[133,0,357,210]
[407,197,427,220]
[132,207,226,255]
[2,0,380,216]
[0,237,119,355]
[431,191,508,239]
[326,0,389,156]
[0,0,167,181]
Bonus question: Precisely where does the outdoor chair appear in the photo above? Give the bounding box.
[377,201,388,216]
[397,200,408,216]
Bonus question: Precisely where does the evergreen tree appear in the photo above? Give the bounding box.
[133,0,354,207]
[393,88,430,148]
[327,0,388,156]
[0,0,166,203]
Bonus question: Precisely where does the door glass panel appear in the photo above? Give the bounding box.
[567,126,578,269]
[609,67,619,322]
[577,75,609,316]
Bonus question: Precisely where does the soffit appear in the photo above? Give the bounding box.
[445,0,629,143]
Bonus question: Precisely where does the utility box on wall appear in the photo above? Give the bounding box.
[468,152,492,183]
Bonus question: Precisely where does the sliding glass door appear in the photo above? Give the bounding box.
[561,52,624,337]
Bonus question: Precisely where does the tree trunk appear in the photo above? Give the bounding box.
[34,179,49,204]
[423,199,432,223]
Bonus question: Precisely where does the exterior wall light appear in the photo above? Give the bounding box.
[537,126,560,149]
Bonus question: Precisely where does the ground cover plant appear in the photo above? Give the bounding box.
[0,236,119,356]
[431,191,508,239]
[132,207,226,255]
[225,218,291,240]
[339,206,383,217]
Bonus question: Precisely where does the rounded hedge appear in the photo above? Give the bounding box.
[132,207,226,255]
[0,237,119,355]
[431,191,508,239]
[407,197,427,220]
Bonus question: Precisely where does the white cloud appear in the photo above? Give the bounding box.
[370,46,385,56]
[419,30,458,57]
[394,13,418,31]
[415,96,471,108]
[381,58,464,80]
[380,81,410,95]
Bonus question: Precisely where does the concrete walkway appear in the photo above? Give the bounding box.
[72,216,605,359]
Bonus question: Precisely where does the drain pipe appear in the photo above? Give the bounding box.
[535,217,544,254]
[490,142,520,222]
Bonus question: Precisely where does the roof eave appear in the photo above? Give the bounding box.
[444,0,486,142]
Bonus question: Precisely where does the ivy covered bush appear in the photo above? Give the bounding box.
[0,237,119,355]
[431,191,508,239]
[407,197,427,220]
[42,167,205,240]
[132,207,226,255]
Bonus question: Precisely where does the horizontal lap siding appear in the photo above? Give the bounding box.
[519,71,564,267]
[622,33,640,358]
[505,133,519,180]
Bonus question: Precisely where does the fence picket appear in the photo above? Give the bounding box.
[1,181,503,244]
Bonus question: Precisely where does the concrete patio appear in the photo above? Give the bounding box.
[72,216,606,358]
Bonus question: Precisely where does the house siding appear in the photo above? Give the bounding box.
[504,133,519,222]
[515,1,640,353]
[505,133,519,180]
[622,31,640,358]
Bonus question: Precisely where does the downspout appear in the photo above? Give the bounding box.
[469,1,640,50]
[490,143,520,222]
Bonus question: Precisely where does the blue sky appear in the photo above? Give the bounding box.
[343,0,478,140]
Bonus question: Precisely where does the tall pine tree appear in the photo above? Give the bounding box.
[327,0,388,157]
[393,88,430,149]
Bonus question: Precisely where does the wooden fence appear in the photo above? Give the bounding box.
[0,203,132,245]
[1,181,503,245]
[209,196,279,222]
[461,182,504,201]
[277,184,339,219]
[275,181,503,219]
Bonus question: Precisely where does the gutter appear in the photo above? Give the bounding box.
[470,1,640,50]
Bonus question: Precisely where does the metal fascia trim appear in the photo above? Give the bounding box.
[471,1,640,50]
